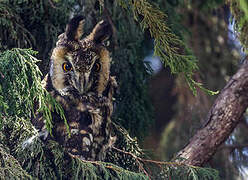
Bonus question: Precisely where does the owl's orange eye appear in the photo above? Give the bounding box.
[62,63,72,72]
[94,62,101,72]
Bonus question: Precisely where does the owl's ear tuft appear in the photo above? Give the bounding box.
[66,16,85,41]
[90,20,112,44]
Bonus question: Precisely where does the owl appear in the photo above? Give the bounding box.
[32,16,117,161]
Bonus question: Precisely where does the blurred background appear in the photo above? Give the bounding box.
[1,0,248,179]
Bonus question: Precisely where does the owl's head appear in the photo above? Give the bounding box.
[49,16,112,98]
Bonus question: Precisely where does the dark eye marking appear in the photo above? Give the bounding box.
[62,62,73,72]
[93,62,101,72]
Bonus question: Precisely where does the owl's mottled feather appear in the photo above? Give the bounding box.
[33,16,116,161]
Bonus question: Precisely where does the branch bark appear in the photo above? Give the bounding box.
[175,60,248,166]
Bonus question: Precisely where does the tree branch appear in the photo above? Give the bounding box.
[175,59,248,166]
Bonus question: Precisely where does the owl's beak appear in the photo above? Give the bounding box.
[74,72,90,94]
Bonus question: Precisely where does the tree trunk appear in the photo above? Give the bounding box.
[176,59,248,166]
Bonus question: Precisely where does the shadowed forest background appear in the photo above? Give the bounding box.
[1,0,248,179]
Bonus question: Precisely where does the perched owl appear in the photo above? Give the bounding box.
[33,16,117,161]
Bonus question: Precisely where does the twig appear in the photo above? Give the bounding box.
[112,147,151,179]
[79,158,145,176]
[112,146,199,169]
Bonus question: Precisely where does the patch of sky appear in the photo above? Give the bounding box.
[144,51,162,75]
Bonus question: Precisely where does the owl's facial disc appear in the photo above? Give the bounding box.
[50,47,99,96]
[50,17,113,98]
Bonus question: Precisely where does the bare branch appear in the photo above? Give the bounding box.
[176,59,248,166]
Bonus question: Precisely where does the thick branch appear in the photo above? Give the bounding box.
[176,61,248,166]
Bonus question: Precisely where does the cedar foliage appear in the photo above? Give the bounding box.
[105,0,154,139]
[158,1,247,179]
[0,0,230,179]
[0,48,65,134]
[0,48,147,179]
[0,0,154,140]
[0,49,219,180]
[0,0,79,73]
[118,0,218,96]
[228,0,248,51]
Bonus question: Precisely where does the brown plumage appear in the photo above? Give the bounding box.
[33,16,116,161]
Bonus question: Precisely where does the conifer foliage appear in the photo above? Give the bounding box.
[118,0,218,96]
[0,0,240,179]
[228,0,248,51]
[0,48,148,179]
